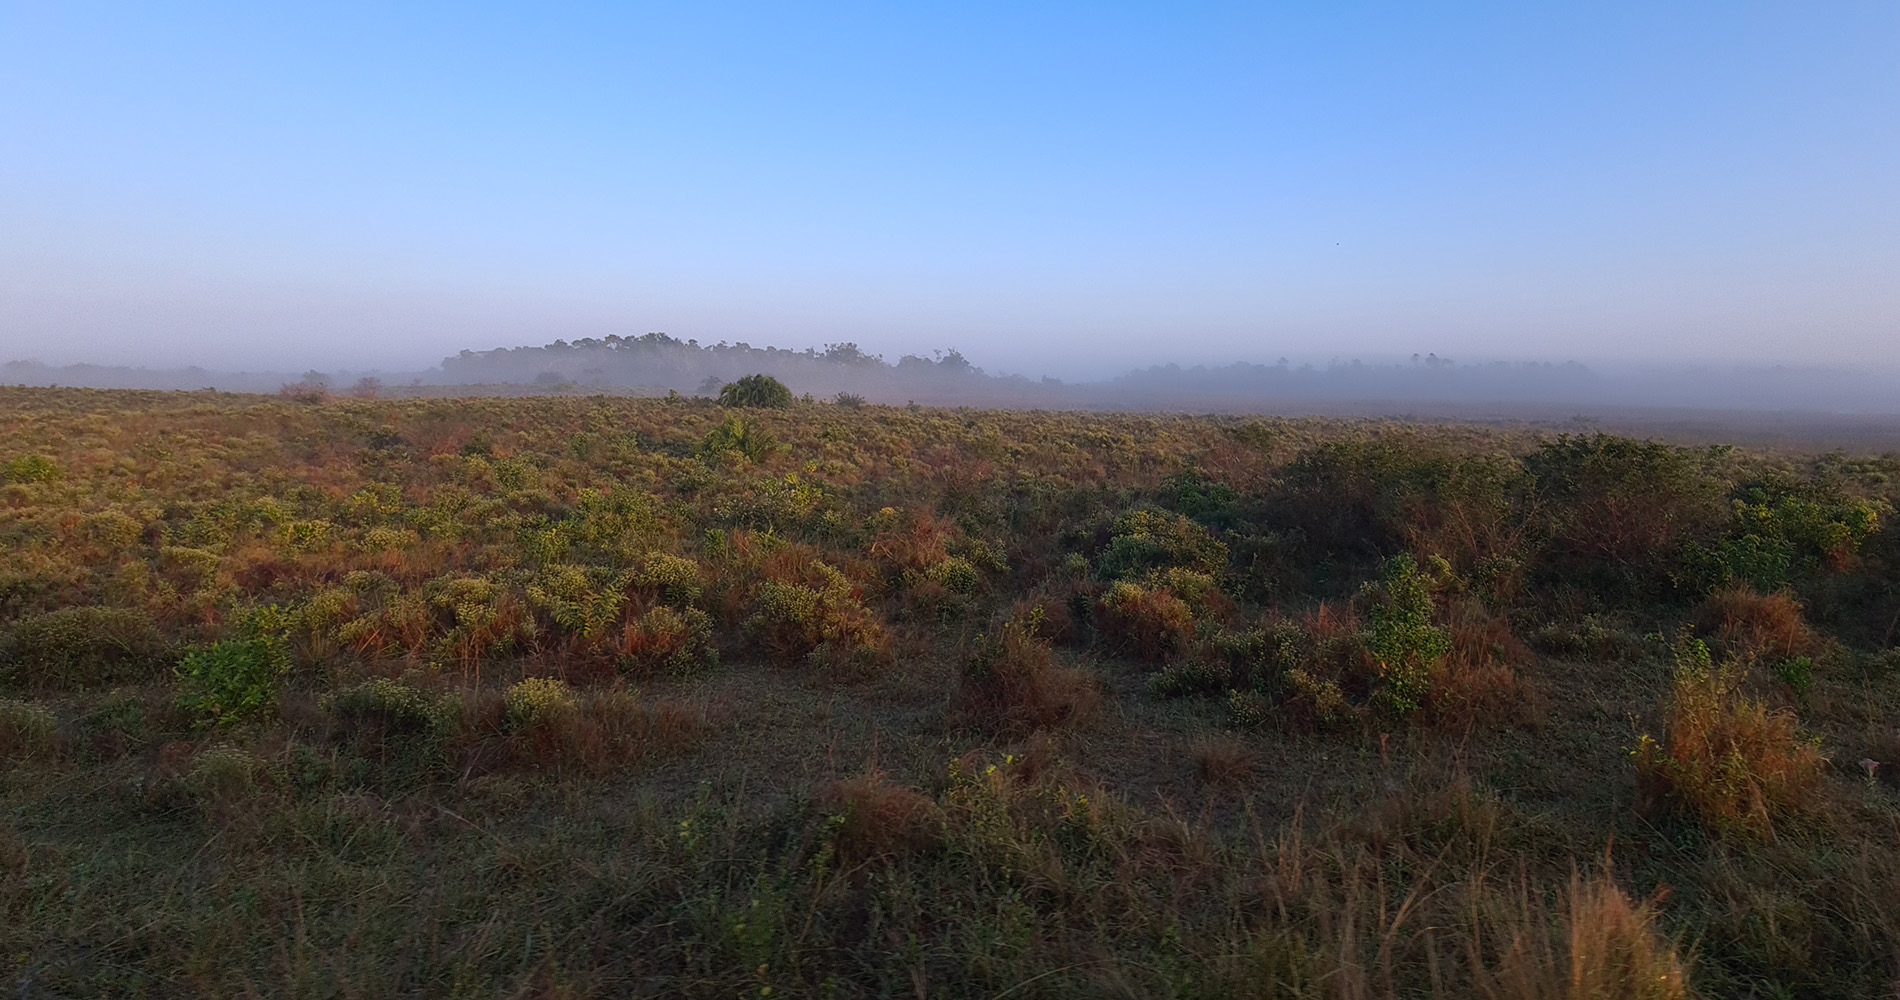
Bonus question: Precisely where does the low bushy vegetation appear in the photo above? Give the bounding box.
[1,386,1897,996]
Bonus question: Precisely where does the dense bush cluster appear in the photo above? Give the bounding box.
[2,386,1897,997]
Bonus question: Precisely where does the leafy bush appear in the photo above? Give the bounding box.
[820,772,944,864]
[1691,475,1887,590]
[715,474,824,533]
[1096,509,1228,580]
[322,677,442,735]
[717,374,795,409]
[1633,634,1824,836]
[633,553,704,607]
[700,414,785,463]
[175,637,290,725]
[925,556,980,594]
[1771,655,1813,697]
[747,562,885,666]
[1364,554,1451,714]
[1,607,167,689]
[505,676,579,728]
[1274,440,1530,579]
[1691,587,1819,665]
[1146,658,1232,699]
[185,744,263,802]
[3,453,62,484]
[1095,581,1195,664]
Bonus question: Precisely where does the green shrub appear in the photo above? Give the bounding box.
[926,556,980,594]
[77,688,149,754]
[505,676,578,728]
[715,474,824,533]
[747,563,884,666]
[1274,440,1528,578]
[957,607,1098,732]
[700,414,785,463]
[1690,476,1888,591]
[0,607,167,689]
[717,373,795,409]
[1525,434,1725,595]
[185,744,263,802]
[3,454,62,484]
[1097,509,1228,580]
[1224,689,1271,729]
[1164,468,1241,528]
[0,697,58,760]
[633,553,704,607]
[322,677,442,735]
[1771,656,1814,698]
[175,637,290,725]
[1147,659,1232,699]
[1364,554,1451,715]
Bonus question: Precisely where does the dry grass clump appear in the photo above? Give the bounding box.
[820,770,945,864]
[1473,872,1690,1000]
[1191,735,1257,788]
[0,697,58,761]
[0,606,168,689]
[1693,586,1821,664]
[1435,599,1538,728]
[956,607,1099,733]
[1634,636,1825,837]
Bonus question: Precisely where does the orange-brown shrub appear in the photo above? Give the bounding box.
[1693,586,1820,664]
[613,605,718,677]
[1634,636,1825,836]
[820,771,945,864]
[865,507,953,573]
[505,685,707,775]
[1096,580,1195,664]
[1433,599,1536,728]
[956,608,1098,733]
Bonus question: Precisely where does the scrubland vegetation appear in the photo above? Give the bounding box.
[2,383,1898,998]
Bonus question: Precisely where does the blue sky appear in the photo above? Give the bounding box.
[2,2,1895,376]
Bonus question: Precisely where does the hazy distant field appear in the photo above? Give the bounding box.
[3,385,1897,998]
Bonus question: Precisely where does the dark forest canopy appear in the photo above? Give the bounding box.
[439,333,985,397]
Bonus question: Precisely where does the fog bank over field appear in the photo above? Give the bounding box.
[7,334,1900,418]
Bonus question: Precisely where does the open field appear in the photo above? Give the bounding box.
[3,385,1899,998]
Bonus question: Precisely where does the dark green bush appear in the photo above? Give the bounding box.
[717,374,795,409]
[1525,434,1725,597]
[1364,554,1451,715]
[175,637,290,725]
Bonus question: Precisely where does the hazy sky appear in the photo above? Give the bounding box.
[2,2,1896,377]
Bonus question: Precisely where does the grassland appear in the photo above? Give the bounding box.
[2,385,1898,998]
